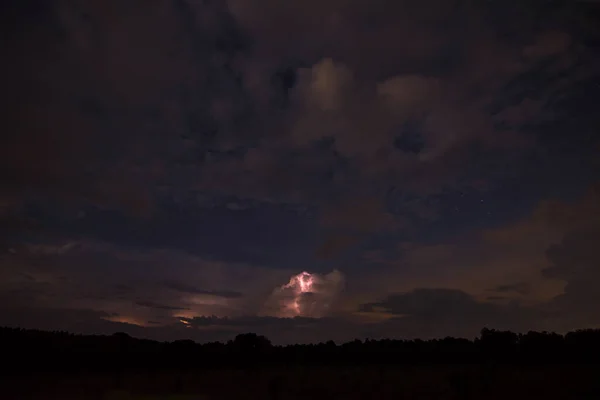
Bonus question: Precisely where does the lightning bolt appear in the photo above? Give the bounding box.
[283,271,315,315]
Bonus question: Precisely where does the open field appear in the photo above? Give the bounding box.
[5,364,600,400]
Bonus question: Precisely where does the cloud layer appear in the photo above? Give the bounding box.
[1,0,599,343]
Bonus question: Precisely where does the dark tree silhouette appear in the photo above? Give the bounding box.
[2,325,600,375]
[232,332,273,351]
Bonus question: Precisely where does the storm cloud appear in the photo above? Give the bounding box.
[1,0,599,343]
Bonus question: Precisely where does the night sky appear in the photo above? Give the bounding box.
[2,0,600,345]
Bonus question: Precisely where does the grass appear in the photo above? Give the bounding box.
[105,391,205,400]
[5,364,600,399]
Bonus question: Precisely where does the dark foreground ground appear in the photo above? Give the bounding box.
[5,363,600,400]
[4,327,600,399]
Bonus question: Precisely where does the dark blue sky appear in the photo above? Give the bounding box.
[1,0,600,344]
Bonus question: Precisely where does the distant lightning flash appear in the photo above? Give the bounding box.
[283,271,315,315]
[264,269,344,318]
[285,271,315,293]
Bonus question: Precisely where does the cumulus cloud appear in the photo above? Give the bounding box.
[263,270,345,318]
[297,58,354,112]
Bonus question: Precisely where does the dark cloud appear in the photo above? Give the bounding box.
[490,282,532,296]
[135,301,190,311]
[5,199,319,270]
[163,281,243,299]
[319,196,397,233]
[314,235,359,260]
[359,288,541,339]
[0,307,112,333]
[361,288,489,316]
[541,187,600,328]
[2,0,600,342]
[1,0,250,213]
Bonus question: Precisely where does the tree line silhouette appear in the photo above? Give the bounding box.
[2,327,600,375]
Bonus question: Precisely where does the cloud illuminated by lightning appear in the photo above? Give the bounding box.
[264,270,344,318]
